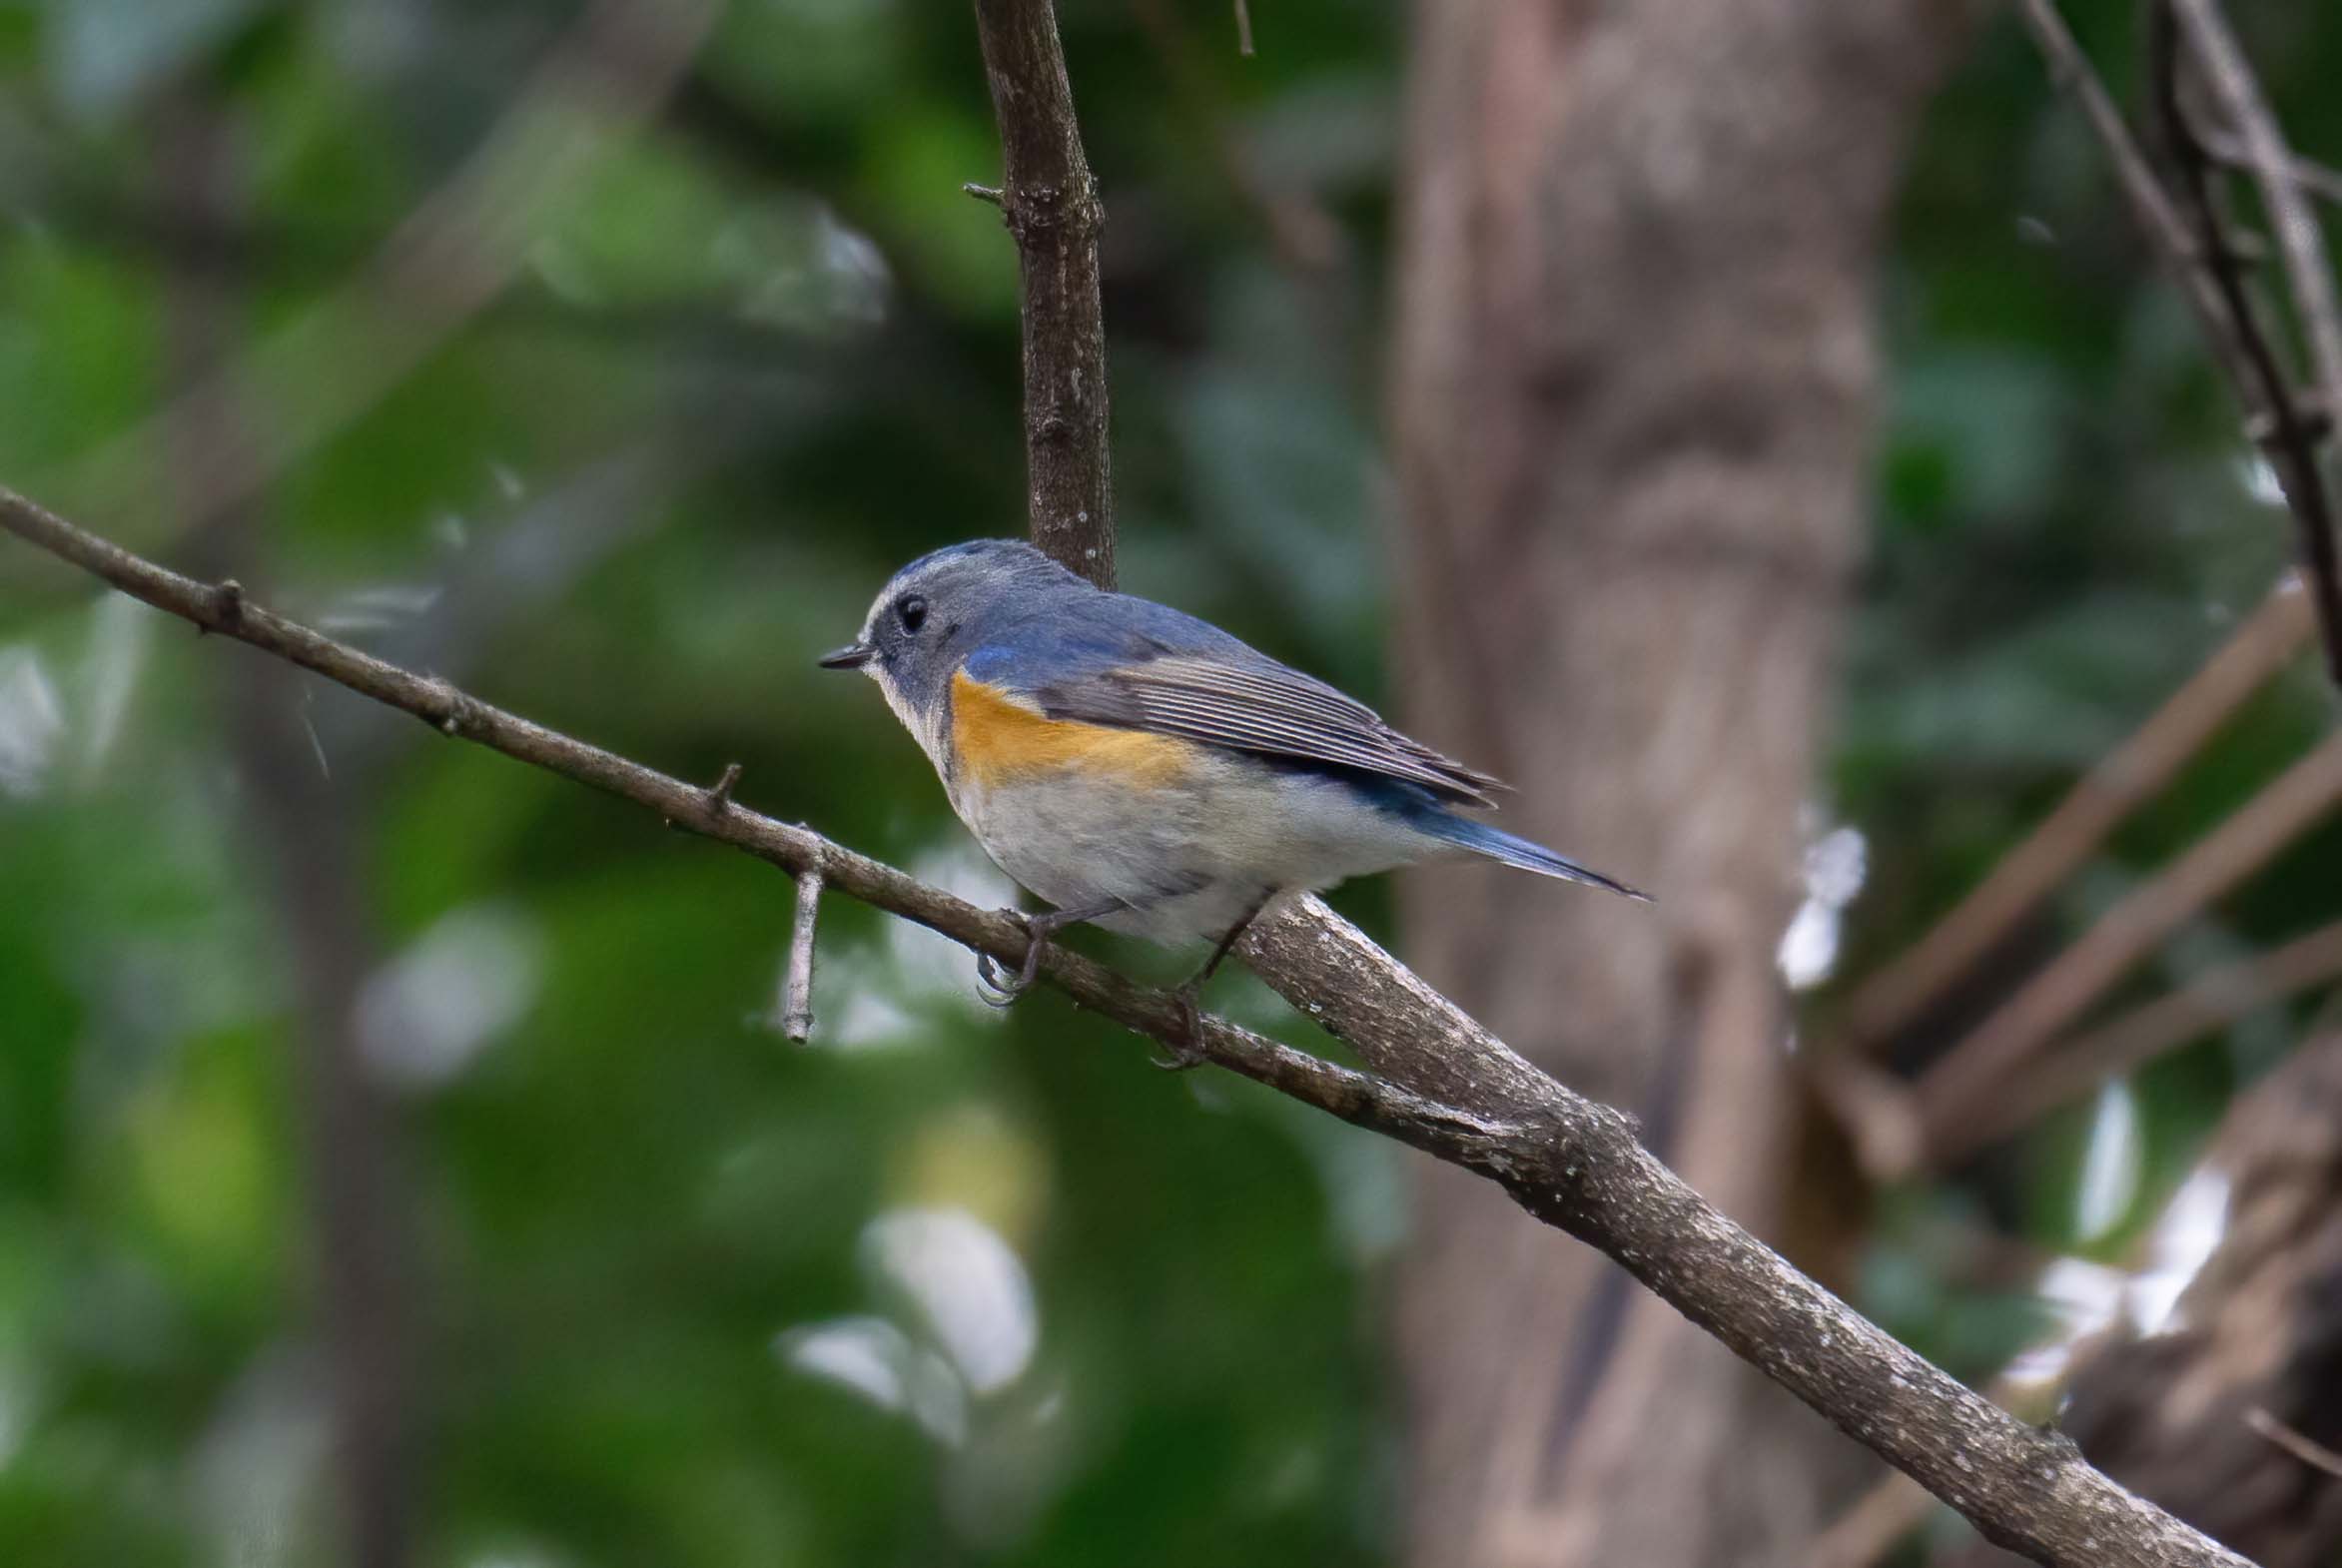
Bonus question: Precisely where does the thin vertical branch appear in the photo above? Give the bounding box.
[2013,0,2342,686]
[2163,0,2342,684]
[969,0,1117,588]
[2014,0,2259,391]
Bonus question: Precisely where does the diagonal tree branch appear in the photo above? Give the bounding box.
[1951,915,2342,1166]
[0,486,2251,1568]
[1912,726,2342,1152]
[52,0,721,548]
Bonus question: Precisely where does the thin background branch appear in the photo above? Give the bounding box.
[1835,574,2312,1055]
[2244,1405,2342,1480]
[2169,0,2342,468]
[1910,727,2342,1162]
[51,0,721,549]
[2151,3,2342,690]
[1953,914,2342,1162]
[2015,0,2342,686]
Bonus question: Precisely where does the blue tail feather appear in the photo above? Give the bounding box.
[1408,808,1651,902]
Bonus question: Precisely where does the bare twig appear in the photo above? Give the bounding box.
[2015,0,2342,686]
[2014,0,2259,391]
[1947,917,2342,1164]
[783,867,823,1043]
[1838,574,2312,1054]
[2244,1405,2342,1479]
[0,486,2251,1568]
[1914,729,2342,1155]
[2153,4,2342,690]
[1233,0,1255,57]
[2170,0,2342,485]
[967,0,1116,589]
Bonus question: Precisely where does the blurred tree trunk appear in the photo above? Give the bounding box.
[1388,3,1968,1565]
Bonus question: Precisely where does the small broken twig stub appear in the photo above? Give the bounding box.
[2244,1405,2342,1479]
[783,867,822,1043]
[706,761,742,814]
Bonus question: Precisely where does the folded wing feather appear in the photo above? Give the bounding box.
[1035,652,1504,808]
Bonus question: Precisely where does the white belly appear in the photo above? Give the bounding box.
[947,756,1429,946]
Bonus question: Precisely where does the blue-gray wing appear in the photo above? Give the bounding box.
[1034,651,1505,807]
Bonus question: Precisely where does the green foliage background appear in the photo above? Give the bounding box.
[0,1,2336,1564]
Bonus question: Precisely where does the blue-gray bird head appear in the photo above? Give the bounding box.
[819,538,1090,741]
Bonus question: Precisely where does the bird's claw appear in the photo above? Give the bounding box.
[1151,983,1209,1071]
[975,912,1048,1008]
[975,951,1026,1008]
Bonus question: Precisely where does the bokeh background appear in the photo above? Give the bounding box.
[1,1,2339,1565]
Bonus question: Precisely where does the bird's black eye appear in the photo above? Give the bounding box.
[895,594,929,633]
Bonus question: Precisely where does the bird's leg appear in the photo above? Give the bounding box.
[976,897,1129,1008]
[1157,889,1275,1071]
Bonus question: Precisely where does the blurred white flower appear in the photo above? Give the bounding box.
[863,1207,1038,1395]
[774,1316,968,1445]
[356,904,545,1089]
[0,645,63,799]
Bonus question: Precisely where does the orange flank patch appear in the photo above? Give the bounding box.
[951,670,1193,787]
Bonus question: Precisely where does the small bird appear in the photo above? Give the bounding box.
[822,540,1645,1043]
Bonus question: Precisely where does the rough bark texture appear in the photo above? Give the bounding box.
[1389,3,1970,1564]
[969,0,1116,589]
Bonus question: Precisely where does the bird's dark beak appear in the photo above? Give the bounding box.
[818,641,876,670]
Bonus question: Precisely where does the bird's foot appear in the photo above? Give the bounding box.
[1151,979,1210,1071]
[976,911,1050,1008]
